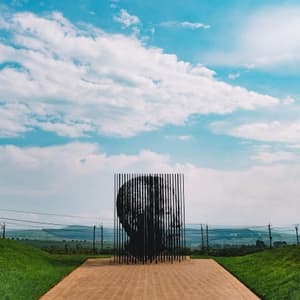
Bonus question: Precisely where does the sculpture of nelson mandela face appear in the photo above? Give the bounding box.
[117,175,181,260]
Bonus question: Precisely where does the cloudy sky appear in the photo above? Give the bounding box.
[1,0,300,225]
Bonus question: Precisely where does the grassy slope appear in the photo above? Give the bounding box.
[0,239,91,300]
[216,246,300,300]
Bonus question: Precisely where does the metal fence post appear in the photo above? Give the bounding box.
[100,224,104,250]
[206,224,209,253]
[201,224,204,251]
[268,224,272,249]
[93,224,96,253]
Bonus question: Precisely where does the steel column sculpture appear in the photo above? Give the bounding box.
[114,174,185,264]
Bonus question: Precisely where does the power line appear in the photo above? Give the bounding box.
[0,208,101,220]
[0,217,72,227]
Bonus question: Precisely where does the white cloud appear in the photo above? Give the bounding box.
[1,143,300,225]
[0,12,280,138]
[114,9,139,27]
[0,103,31,137]
[165,135,193,141]
[211,121,300,143]
[160,21,210,30]
[38,122,94,138]
[251,151,297,164]
[228,72,240,80]
[282,96,295,105]
[203,6,300,70]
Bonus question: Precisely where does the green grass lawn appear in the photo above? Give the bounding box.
[216,246,300,300]
[0,239,110,300]
[2,239,300,300]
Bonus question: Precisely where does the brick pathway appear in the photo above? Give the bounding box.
[40,258,259,300]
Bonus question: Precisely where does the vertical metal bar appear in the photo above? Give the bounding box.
[163,174,167,262]
[157,173,163,262]
[175,173,179,261]
[145,174,149,263]
[130,173,133,264]
[176,173,179,261]
[122,173,125,263]
[180,173,184,260]
[153,174,156,263]
[142,174,145,264]
[119,173,124,263]
[171,173,174,262]
[178,174,180,260]
[125,173,128,264]
[167,173,171,262]
[164,173,167,262]
[118,173,121,263]
[135,174,137,264]
[116,174,118,263]
[129,174,132,264]
[114,174,116,263]
[173,173,177,261]
[178,173,182,260]
[182,174,186,258]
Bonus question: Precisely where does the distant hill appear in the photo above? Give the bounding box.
[6,225,296,247]
[6,225,114,242]
[185,227,296,247]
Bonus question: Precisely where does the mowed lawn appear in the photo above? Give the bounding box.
[216,246,300,300]
[1,239,300,300]
[0,239,107,300]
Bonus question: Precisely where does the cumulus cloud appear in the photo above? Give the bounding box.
[114,9,139,27]
[165,135,193,141]
[251,151,297,164]
[211,121,300,143]
[160,21,210,30]
[1,143,300,225]
[203,6,300,70]
[228,72,240,80]
[0,11,280,138]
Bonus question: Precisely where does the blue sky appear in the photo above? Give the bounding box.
[1,0,300,224]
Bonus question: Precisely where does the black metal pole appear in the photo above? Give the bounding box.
[182,174,186,258]
[113,174,116,262]
[268,224,272,249]
[163,173,166,262]
[93,224,96,253]
[201,224,204,251]
[134,174,137,264]
[179,174,183,260]
[118,173,121,263]
[100,224,103,251]
[2,223,5,239]
[175,173,179,261]
[206,224,209,253]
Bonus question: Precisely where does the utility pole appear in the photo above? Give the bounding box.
[93,225,96,253]
[2,223,5,239]
[200,224,204,251]
[268,224,272,249]
[100,223,104,251]
[206,224,209,253]
[295,225,299,246]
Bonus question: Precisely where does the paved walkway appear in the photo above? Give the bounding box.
[40,258,259,300]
